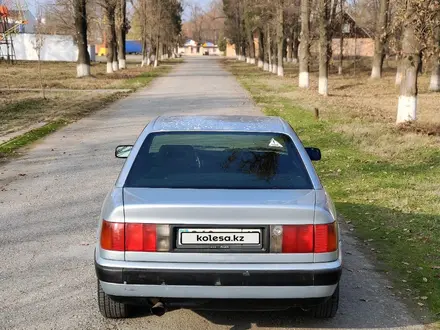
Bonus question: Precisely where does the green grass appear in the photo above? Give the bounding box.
[225,60,440,324]
[0,121,67,157]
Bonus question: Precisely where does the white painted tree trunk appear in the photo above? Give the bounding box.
[251,58,256,64]
[371,65,381,79]
[107,62,113,73]
[396,4,420,125]
[257,60,264,68]
[277,65,284,77]
[118,59,126,70]
[112,61,119,71]
[319,77,328,96]
[429,71,440,91]
[299,72,309,88]
[76,64,90,78]
[154,59,158,67]
[395,70,402,85]
[292,58,298,64]
[396,96,417,123]
[272,64,277,74]
[263,62,269,71]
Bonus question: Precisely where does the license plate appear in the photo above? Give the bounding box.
[178,228,261,245]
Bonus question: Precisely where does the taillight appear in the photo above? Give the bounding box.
[282,225,314,253]
[100,220,170,252]
[314,223,337,253]
[100,220,124,251]
[125,223,157,252]
[271,222,338,253]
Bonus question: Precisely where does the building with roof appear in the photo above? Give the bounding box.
[178,39,221,56]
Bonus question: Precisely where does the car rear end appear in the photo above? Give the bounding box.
[95,121,342,318]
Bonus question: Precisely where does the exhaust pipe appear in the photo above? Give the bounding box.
[151,301,167,316]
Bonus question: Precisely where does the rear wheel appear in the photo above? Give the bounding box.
[312,285,339,318]
[97,280,130,318]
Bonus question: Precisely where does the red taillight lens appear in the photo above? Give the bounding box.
[314,223,338,253]
[100,220,124,251]
[282,225,314,253]
[125,223,157,252]
[278,222,338,253]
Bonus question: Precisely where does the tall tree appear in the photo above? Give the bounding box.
[276,0,284,76]
[318,0,330,95]
[396,1,421,124]
[102,0,117,73]
[299,0,310,88]
[224,0,245,60]
[265,24,272,70]
[371,0,390,79]
[338,0,344,75]
[116,0,127,69]
[73,0,91,77]
[429,18,440,92]
[257,28,265,68]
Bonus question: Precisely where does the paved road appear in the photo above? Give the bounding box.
[0,57,427,330]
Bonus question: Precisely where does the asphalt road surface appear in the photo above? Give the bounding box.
[0,57,427,330]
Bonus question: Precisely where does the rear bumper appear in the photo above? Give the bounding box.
[96,263,341,287]
[95,258,341,300]
[100,281,338,300]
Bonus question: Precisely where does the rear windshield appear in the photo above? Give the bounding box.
[124,132,313,189]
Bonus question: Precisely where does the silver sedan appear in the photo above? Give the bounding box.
[94,115,342,319]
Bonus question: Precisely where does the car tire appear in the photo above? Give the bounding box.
[98,280,130,318]
[313,284,339,318]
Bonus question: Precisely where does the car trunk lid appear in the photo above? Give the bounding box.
[123,188,316,263]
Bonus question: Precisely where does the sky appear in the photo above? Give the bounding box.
[183,0,212,21]
[23,0,212,21]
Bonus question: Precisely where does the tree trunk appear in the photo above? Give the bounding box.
[154,37,159,67]
[276,1,284,76]
[396,4,421,124]
[292,25,299,64]
[429,23,440,92]
[141,37,149,67]
[299,0,310,88]
[318,0,329,95]
[116,0,127,69]
[248,32,255,64]
[338,0,344,75]
[272,38,278,74]
[104,3,116,74]
[257,29,264,68]
[286,30,293,62]
[395,53,403,85]
[112,38,119,71]
[74,0,91,77]
[265,25,271,71]
[371,0,389,79]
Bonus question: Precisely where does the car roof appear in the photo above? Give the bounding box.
[151,115,288,133]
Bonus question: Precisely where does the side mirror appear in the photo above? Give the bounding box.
[305,147,321,161]
[115,145,133,158]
